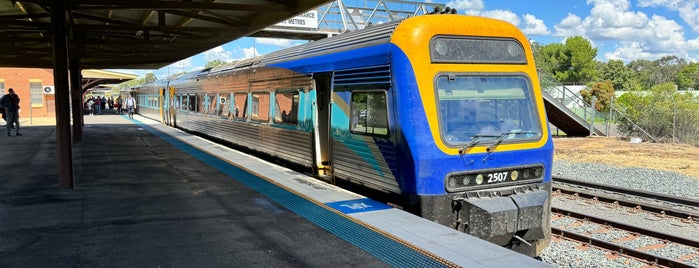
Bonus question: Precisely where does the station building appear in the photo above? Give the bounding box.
[0,68,137,121]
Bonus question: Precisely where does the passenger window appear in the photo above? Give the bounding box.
[251,92,270,122]
[273,91,299,125]
[233,93,247,119]
[350,91,389,136]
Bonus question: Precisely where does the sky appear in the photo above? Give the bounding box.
[116,0,699,80]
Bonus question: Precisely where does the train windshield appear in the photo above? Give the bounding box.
[436,74,542,145]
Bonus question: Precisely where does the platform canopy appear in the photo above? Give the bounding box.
[0,0,330,70]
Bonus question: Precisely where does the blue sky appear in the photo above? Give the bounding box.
[117,0,699,80]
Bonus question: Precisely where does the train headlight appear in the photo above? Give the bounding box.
[534,168,543,178]
[510,170,519,181]
[475,174,484,185]
[448,177,458,188]
[461,176,469,186]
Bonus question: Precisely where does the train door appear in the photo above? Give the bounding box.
[312,72,332,180]
[159,88,166,124]
[167,86,176,126]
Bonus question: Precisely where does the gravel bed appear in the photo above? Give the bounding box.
[552,160,699,199]
[540,160,699,267]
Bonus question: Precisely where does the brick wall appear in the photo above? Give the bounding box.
[0,68,57,118]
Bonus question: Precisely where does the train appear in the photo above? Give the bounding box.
[131,13,553,257]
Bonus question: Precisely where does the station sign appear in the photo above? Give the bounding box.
[275,10,318,29]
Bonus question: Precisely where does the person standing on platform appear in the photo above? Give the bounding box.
[1,88,21,136]
[125,93,136,119]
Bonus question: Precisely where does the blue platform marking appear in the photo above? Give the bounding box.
[130,118,450,268]
[326,198,393,214]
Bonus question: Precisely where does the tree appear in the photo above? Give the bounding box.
[580,80,614,112]
[615,82,699,143]
[565,36,598,84]
[627,59,655,90]
[533,36,598,85]
[599,59,636,91]
[653,55,686,86]
[205,59,227,69]
[676,63,699,90]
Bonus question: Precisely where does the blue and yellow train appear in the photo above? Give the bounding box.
[132,13,553,256]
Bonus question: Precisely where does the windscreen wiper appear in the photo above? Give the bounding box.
[483,131,539,161]
[458,135,498,156]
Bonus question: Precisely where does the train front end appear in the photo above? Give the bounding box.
[391,15,553,256]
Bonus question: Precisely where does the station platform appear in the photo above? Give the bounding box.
[0,114,549,267]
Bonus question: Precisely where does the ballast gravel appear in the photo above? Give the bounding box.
[539,160,699,268]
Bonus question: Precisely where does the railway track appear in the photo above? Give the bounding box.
[552,176,699,221]
[551,176,699,267]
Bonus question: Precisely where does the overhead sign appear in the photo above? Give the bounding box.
[275,10,318,29]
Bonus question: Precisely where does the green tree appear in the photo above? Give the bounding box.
[653,55,686,86]
[627,59,655,90]
[205,59,227,69]
[676,63,699,90]
[533,36,598,84]
[580,80,615,112]
[615,82,699,143]
[565,36,598,84]
[599,59,635,91]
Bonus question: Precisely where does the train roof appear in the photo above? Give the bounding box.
[204,18,403,76]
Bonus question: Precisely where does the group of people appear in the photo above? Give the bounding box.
[85,95,119,115]
[84,94,136,119]
[0,88,137,137]
[0,88,21,136]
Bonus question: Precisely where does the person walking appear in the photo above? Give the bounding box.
[125,93,136,119]
[1,88,21,136]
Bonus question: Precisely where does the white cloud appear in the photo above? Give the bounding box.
[550,0,699,62]
[604,41,656,60]
[446,0,484,15]
[255,38,301,47]
[521,14,550,35]
[638,0,699,33]
[479,9,520,25]
[554,13,586,37]
[203,46,233,63]
[240,47,260,59]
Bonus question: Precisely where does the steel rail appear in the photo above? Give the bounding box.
[552,207,699,248]
[551,227,695,268]
[552,176,699,220]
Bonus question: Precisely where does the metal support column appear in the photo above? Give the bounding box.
[52,1,75,189]
[69,59,83,141]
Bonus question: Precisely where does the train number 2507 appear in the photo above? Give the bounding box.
[487,172,509,183]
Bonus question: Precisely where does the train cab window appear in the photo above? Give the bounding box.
[251,92,270,123]
[435,75,542,146]
[350,91,389,136]
[273,91,299,125]
[233,93,247,119]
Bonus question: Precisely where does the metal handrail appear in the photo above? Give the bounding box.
[537,69,657,142]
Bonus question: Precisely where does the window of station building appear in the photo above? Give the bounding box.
[251,92,270,123]
[29,81,43,107]
[233,93,247,119]
[184,94,197,112]
[208,94,218,115]
[273,91,299,125]
[350,91,389,136]
[0,80,5,92]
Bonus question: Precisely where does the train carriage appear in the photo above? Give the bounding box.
[134,13,553,256]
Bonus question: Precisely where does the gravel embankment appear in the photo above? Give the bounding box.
[539,160,699,268]
[552,160,699,199]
